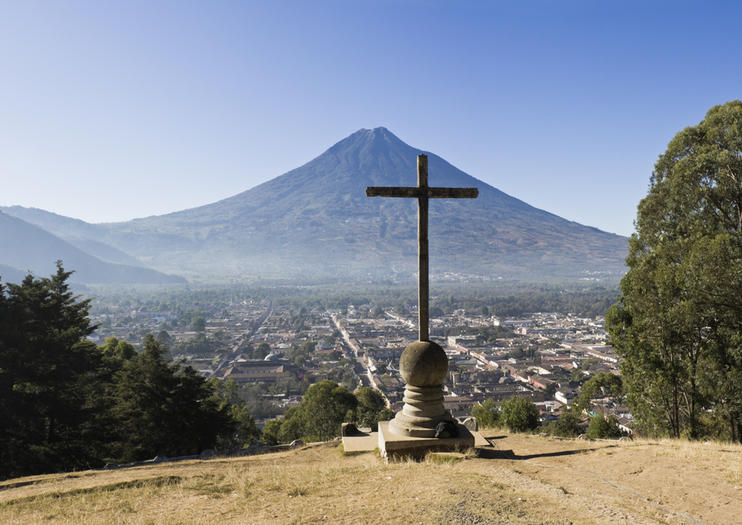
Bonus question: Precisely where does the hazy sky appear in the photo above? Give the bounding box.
[1,1,740,236]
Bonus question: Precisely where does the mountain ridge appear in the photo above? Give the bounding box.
[2,128,628,282]
[0,211,186,285]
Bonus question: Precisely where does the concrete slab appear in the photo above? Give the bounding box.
[377,421,475,461]
[341,432,378,453]
[473,431,491,448]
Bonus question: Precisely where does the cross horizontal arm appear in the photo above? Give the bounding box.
[366,187,479,199]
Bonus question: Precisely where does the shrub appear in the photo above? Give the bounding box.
[500,396,540,432]
[587,414,623,439]
[547,409,581,437]
[471,398,499,428]
[261,419,282,445]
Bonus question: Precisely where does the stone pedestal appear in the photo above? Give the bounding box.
[378,339,474,459]
[378,421,475,461]
[389,340,451,436]
[390,384,453,437]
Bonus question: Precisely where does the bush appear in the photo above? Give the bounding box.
[269,380,358,443]
[587,414,623,439]
[471,398,499,428]
[547,410,581,437]
[261,419,282,445]
[500,396,540,432]
[354,387,391,431]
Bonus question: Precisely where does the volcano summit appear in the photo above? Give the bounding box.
[2,128,627,283]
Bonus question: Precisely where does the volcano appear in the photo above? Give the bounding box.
[3,128,627,282]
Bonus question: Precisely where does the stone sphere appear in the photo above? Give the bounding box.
[399,340,449,387]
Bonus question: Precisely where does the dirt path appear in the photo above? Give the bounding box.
[474,433,742,524]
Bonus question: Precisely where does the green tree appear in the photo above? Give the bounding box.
[0,264,101,478]
[275,380,358,442]
[111,335,234,461]
[261,419,282,445]
[297,380,357,440]
[354,387,392,431]
[156,330,172,344]
[190,315,206,332]
[100,336,136,363]
[575,373,623,412]
[607,101,742,441]
[587,414,623,439]
[254,342,271,359]
[500,396,540,433]
[277,407,305,443]
[370,305,384,318]
[92,336,139,460]
[211,379,260,451]
[547,409,581,437]
[471,398,499,428]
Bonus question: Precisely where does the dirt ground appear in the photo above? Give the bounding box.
[478,432,741,524]
[0,433,740,524]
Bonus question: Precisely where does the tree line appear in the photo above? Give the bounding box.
[471,392,626,440]
[0,264,258,479]
[261,381,394,444]
[607,101,742,442]
[0,265,394,479]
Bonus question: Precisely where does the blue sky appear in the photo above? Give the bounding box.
[1,1,740,236]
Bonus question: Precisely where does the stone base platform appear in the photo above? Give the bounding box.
[377,421,475,461]
[341,431,378,454]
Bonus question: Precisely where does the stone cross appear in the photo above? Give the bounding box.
[366,154,478,341]
[366,154,478,439]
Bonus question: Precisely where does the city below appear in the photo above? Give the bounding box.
[88,293,629,433]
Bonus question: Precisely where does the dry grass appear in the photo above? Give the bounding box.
[1,435,740,524]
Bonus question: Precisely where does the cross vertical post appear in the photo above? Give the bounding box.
[417,154,429,341]
[366,153,477,340]
[366,152,479,445]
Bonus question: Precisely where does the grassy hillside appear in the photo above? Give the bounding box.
[1,432,739,524]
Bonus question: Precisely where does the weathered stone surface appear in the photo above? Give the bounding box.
[378,421,475,461]
[399,340,448,387]
[390,383,453,437]
[341,422,361,436]
[341,431,377,454]
[389,340,454,437]
[460,416,478,432]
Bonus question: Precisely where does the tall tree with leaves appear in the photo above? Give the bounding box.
[607,101,742,441]
[471,398,499,428]
[354,386,394,431]
[270,380,358,443]
[0,263,100,478]
[211,378,261,451]
[575,373,623,413]
[111,335,235,461]
[499,396,540,433]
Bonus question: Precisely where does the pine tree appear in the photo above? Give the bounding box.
[111,335,234,461]
[0,263,100,478]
